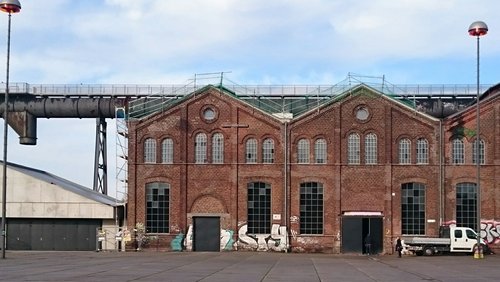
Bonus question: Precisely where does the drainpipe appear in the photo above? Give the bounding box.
[439,120,444,226]
[235,111,239,250]
[284,121,289,252]
[184,109,189,233]
[132,127,138,233]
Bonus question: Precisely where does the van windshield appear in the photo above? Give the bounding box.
[466,229,478,240]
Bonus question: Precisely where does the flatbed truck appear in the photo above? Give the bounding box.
[403,226,490,256]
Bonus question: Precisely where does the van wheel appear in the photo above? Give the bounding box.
[424,247,434,256]
[415,251,423,256]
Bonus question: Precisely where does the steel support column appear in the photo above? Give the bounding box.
[93,117,107,194]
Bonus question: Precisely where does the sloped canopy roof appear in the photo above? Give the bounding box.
[1,161,119,206]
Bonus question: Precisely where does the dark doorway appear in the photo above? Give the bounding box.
[341,217,382,254]
[193,217,220,252]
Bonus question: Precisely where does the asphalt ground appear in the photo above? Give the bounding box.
[0,251,498,282]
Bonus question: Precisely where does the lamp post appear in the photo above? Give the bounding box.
[468,20,487,260]
[0,0,21,259]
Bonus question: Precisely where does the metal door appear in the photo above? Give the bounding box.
[30,220,45,250]
[6,219,99,251]
[76,221,94,251]
[5,220,31,250]
[341,217,362,253]
[54,221,72,251]
[193,217,220,252]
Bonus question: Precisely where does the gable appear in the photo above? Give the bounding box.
[132,86,285,133]
[290,84,438,130]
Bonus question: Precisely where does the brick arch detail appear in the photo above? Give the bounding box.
[190,195,227,214]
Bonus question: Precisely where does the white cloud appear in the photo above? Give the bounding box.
[0,0,499,194]
[328,0,496,61]
[5,0,498,84]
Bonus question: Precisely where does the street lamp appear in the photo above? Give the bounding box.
[0,0,21,259]
[468,20,487,259]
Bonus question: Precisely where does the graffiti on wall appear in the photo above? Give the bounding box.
[182,225,235,251]
[237,223,289,252]
[221,229,235,251]
[184,225,193,251]
[171,233,184,251]
[443,220,500,245]
[482,221,500,244]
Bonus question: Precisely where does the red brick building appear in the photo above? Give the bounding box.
[126,83,500,254]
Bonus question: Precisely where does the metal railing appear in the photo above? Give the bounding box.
[1,74,493,120]
[0,82,492,98]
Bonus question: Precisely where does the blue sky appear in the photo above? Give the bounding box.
[1,0,499,197]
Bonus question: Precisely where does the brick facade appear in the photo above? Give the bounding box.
[127,85,500,254]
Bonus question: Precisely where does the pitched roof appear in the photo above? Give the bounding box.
[1,161,119,206]
[130,84,287,123]
[445,83,500,120]
[480,83,500,101]
[293,83,439,122]
[129,83,434,121]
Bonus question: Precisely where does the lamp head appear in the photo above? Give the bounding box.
[0,0,21,14]
[469,21,488,37]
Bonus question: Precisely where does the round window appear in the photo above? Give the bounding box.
[356,107,369,121]
[203,108,216,121]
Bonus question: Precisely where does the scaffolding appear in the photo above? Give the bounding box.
[115,107,128,203]
[126,73,487,121]
[114,107,128,251]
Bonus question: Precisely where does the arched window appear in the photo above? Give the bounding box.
[297,139,310,163]
[195,133,207,164]
[416,138,428,164]
[456,182,477,230]
[144,138,156,163]
[245,138,257,163]
[472,138,485,165]
[161,138,173,164]
[365,133,377,165]
[262,138,274,163]
[452,138,464,164]
[401,183,425,235]
[212,133,224,164]
[300,182,323,234]
[348,133,360,164]
[314,138,327,164]
[399,138,411,164]
[247,182,271,234]
[146,182,170,233]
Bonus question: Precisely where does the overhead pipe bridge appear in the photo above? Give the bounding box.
[1,81,492,144]
[0,83,179,144]
[0,82,171,195]
[0,80,495,194]
[0,94,124,144]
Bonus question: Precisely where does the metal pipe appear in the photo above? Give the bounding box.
[283,121,289,252]
[475,35,481,253]
[468,20,488,259]
[0,96,125,118]
[438,120,443,226]
[0,11,11,260]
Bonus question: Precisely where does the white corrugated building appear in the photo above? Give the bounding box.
[0,161,124,251]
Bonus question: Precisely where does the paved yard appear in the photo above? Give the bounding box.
[0,251,498,281]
